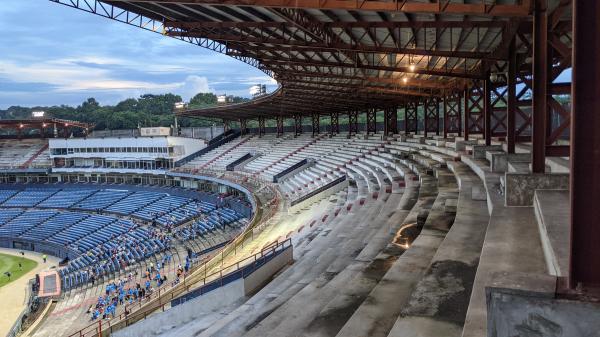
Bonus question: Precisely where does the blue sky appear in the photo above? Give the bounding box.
[0,0,277,109]
[0,1,571,110]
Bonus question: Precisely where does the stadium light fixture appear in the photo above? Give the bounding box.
[403,77,408,84]
[19,124,24,128]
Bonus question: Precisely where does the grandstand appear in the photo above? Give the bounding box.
[0,139,51,169]
[1,0,598,337]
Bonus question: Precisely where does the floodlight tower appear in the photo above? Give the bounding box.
[173,101,186,136]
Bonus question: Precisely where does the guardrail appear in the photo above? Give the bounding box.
[290,175,347,207]
[208,129,235,146]
[226,153,252,171]
[171,239,291,306]
[68,239,291,337]
[174,130,241,167]
[272,159,311,183]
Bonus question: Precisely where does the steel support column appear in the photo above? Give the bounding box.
[507,38,517,154]
[330,112,339,135]
[405,102,418,135]
[294,114,302,137]
[348,110,358,136]
[464,88,470,141]
[312,113,320,137]
[443,96,449,139]
[484,78,492,146]
[384,107,398,136]
[532,0,548,173]
[570,0,600,289]
[258,117,265,137]
[223,119,230,132]
[425,97,439,138]
[444,94,461,139]
[240,119,247,135]
[366,109,377,135]
[276,116,284,137]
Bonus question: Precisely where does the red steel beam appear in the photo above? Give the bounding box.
[507,38,517,154]
[112,0,533,17]
[484,77,492,146]
[570,0,600,290]
[165,19,506,30]
[531,0,548,173]
[463,87,470,141]
[168,31,500,60]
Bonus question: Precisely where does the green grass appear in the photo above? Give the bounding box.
[0,253,38,288]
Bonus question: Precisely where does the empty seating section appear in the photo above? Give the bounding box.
[48,214,116,248]
[184,134,312,174]
[175,207,246,241]
[152,200,212,226]
[243,135,317,179]
[278,136,384,199]
[37,189,97,208]
[106,191,163,215]
[21,212,89,241]
[74,218,135,252]
[0,209,23,225]
[2,189,58,207]
[0,210,58,237]
[184,135,255,169]
[185,133,402,203]
[133,194,191,221]
[74,189,131,210]
[0,190,18,203]
[0,139,51,168]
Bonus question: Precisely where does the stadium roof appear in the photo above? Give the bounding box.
[51,0,572,120]
[0,118,93,131]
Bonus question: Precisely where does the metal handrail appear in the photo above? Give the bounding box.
[68,238,291,337]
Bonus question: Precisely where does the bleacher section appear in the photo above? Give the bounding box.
[0,138,51,168]
[158,131,567,337]
[0,186,248,291]
[189,134,399,203]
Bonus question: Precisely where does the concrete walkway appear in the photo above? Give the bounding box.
[0,248,60,337]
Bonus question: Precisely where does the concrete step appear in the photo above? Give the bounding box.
[193,194,395,337]
[333,161,446,337]
[387,161,489,337]
[533,189,570,277]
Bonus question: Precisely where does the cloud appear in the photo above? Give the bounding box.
[0,0,280,108]
[177,76,211,100]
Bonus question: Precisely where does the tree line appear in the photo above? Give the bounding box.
[0,93,249,130]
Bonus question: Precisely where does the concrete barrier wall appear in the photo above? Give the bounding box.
[244,246,293,296]
[288,178,348,214]
[504,173,570,206]
[113,246,293,337]
[0,238,77,259]
[113,280,245,337]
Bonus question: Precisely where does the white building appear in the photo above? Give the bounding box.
[49,136,206,173]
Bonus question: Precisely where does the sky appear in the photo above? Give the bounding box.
[0,0,277,109]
